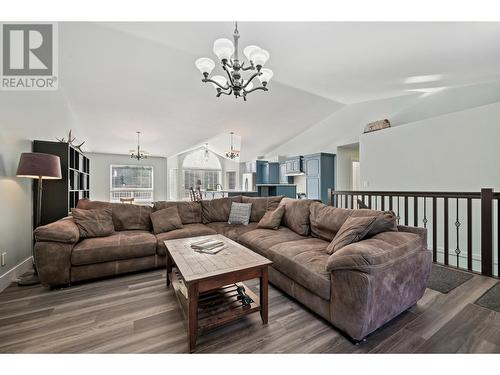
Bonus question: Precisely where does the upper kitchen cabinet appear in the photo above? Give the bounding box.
[304,153,335,203]
[285,156,304,176]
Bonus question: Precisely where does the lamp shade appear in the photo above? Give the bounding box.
[249,48,270,67]
[213,38,234,61]
[195,57,215,75]
[16,152,62,179]
[258,68,274,84]
[210,75,228,89]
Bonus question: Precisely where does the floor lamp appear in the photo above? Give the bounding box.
[16,152,62,286]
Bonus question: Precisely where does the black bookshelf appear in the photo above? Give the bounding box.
[33,140,90,226]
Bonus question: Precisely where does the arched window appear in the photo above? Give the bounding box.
[181,149,222,198]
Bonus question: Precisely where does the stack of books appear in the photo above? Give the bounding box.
[190,238,226,254]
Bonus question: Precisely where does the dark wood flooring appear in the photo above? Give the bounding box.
[0,269,499,353]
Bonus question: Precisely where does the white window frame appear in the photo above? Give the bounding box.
[109,164,154,203]
[225,170,237,190]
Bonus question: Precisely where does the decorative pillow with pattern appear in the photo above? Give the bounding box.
[228,202,252,225]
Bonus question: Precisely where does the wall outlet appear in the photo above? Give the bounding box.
[1,252,6,267]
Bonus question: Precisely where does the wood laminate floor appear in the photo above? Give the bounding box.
[0,269,499,353]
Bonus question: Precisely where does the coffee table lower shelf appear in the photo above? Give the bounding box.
[171,269,260,334]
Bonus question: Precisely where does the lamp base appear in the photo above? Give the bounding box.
[17,269,40,286]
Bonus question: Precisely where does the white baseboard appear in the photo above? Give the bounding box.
[0,257,34,293]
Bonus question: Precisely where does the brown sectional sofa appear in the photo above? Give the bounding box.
[33,195,431,341]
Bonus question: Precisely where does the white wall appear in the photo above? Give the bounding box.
[0,90,84,278]
[360,101,500,191]
[88,153,168,202]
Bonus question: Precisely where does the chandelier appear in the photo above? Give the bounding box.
[225,132,240,159]
[195,22,273,101]
[129,131,149,161]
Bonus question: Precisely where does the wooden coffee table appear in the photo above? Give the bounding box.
[164,234,272,352]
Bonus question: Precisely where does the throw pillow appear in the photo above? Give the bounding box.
[257,205,285,230]
[72,207,114,238]
[350,209,398,236]
[326,216,377,254]
[228,202,252,225]
[150,206,184,234]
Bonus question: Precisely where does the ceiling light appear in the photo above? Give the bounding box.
[195,22,272,101]
[225,132,240,160]
[129,131,149,161]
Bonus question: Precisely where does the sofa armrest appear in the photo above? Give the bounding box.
[397,225,427,247]
[35,241,73,286]
[34,217,80,244]
[326,229,426,273]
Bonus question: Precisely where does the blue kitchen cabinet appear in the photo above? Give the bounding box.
[256,160,269,184]
[304,153,335,203]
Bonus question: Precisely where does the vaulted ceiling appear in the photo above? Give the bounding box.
[4,22,500,160]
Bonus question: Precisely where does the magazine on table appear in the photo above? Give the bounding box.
[190,238,226,254]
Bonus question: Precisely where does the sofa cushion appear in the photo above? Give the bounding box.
[150,206,183,234]
[34,217,80,244]
[350,209,398,236]
[155,223,217,255]
[268,238,331,300]
[310,202,353,241]
[76,199,112,210]
[238,227,304,258]
[71,208,114,238]
[257,205,285,230]
[326,216,377,254]
[75,199,153,232]
[71,230,157,266]
[153,201,202,224]
[279,198,313,236]
[205,222,258,241]
[201,196,242,223]
[241,195,284,222]
[112,204,153,231]
[326,231,424,273]
[228,202,252,225]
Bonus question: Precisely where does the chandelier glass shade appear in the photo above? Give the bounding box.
[129,131,149,161]
[195,22,273,101]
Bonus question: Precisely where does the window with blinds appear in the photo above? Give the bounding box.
[110,165,154,203]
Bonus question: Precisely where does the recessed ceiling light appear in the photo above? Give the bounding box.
[404,74,443,84]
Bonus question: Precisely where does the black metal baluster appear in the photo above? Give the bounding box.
[467,198,472,271]
[368,195,372,209]
[444,197,449,266]
[397,197,401,224]
[350,194,354,209]
[414,196,418,227]
[404,196,409,225]
[389,195,393,211]
[455,198,461,268]
[432,196,437,262]
[381,195,385,211]
[423,198,428,228]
